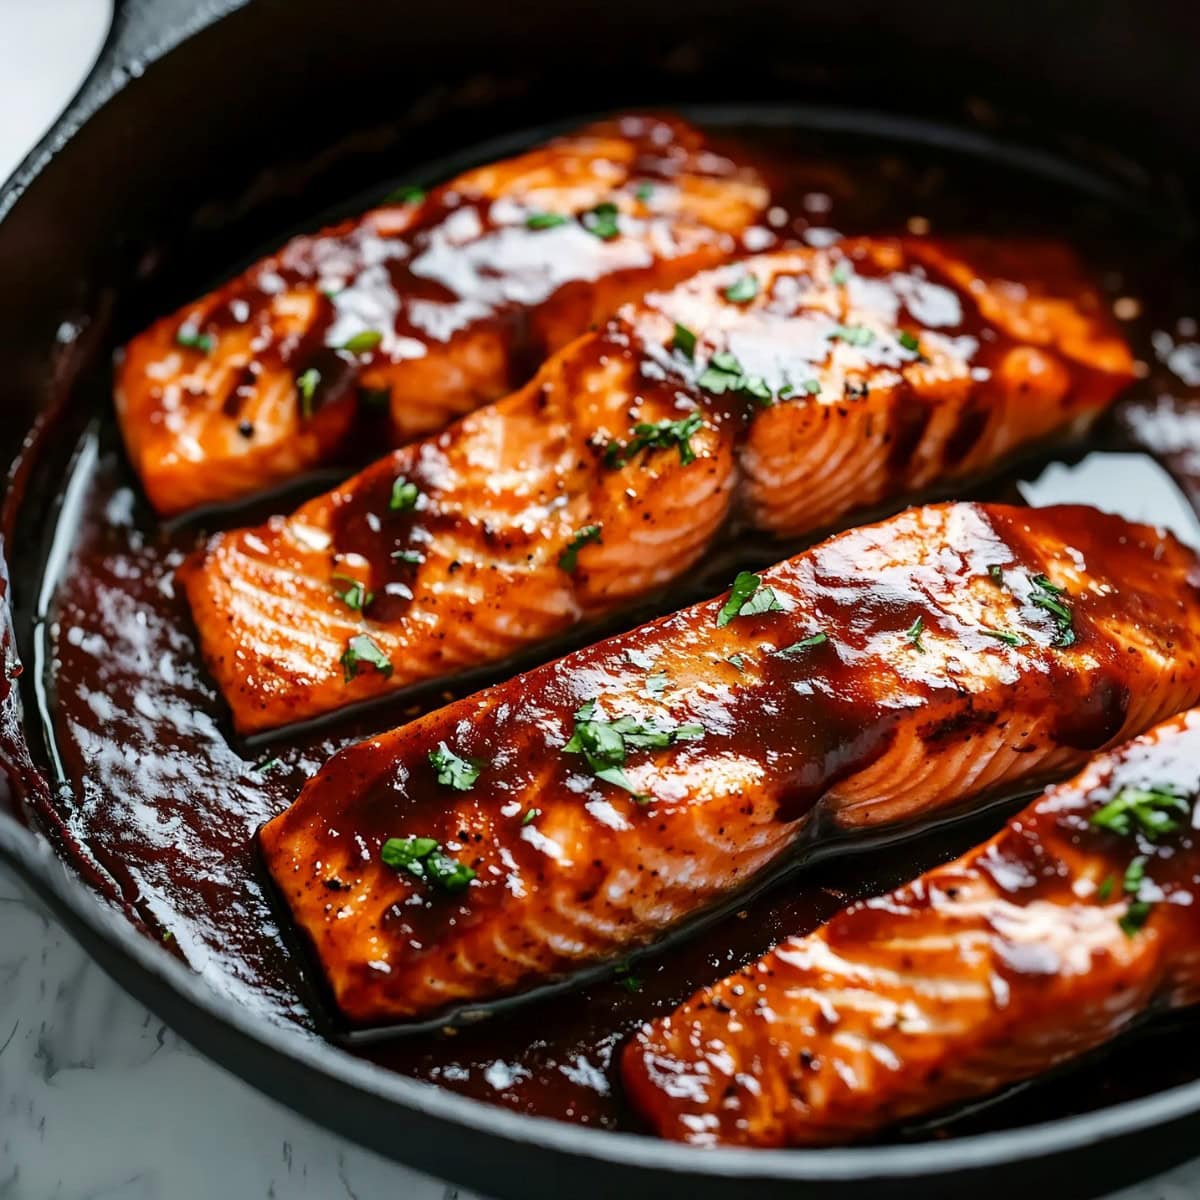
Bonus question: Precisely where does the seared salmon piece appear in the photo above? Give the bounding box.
[257,502,1200,1027]
[183,239,1132,733]
[116,114,769,515]
[623,708,1200,1147]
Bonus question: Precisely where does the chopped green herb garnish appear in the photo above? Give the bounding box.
[829,324,874,347]
[672,323,697,360]
[1120,900,1153,938]
[428,742,482,791]
[389,477,420,512]
[1123,855,1147,895]
[558,524,602,573]
[801,378,822,396]
[391,548,424,564]
[906,615,925,652]
[563,702,704,801]
[386,185,426,204]
[988,564,1005,585]
[1096,875,1115,902]
[582,200,620,240]
[340,633,392,682]
[1090,786,1189,839]
[979,627,1025,647]
[776,632,828,657]
[614,961,642,993]
[635,182,655,202]
[340,330,384,355]
[251,755,282,774]
[521,807,541,827]
[740,375,773,405]
[381,835,475,893]
[605,412,705,468]
[1029,574,1075,647]
[831,261,850,286]
[175,326,213,353]
[897,330,921,353]
[646,671,669,693]
[724,274,760,304]
[727,653,747,672]
[694,350,775,407]
[717,571,784,627]
[526,212,569,230]
[296,368,321,418]
[332,573,373,613]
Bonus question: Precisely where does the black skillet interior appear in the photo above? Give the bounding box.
[4,2,1200,1197]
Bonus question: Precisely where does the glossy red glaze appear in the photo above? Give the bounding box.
[259,502,1200,1026]
[624,708,1200,1146]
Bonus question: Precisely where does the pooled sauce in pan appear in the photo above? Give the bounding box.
[14,116,1200,1137]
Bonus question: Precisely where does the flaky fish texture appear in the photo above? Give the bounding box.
[258,502,1200,1027]
[116,114,768,514]
[183,239,1132,732]
[623,708,1200,1147]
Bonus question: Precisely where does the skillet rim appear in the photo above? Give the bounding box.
[3,0,1200,1188]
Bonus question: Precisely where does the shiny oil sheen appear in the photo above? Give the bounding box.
[19,118,1200,1139]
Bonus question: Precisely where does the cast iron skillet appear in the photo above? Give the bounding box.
[4,1,1200,1196]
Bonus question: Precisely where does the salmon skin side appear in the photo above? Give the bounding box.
[623,707,1200,1147]
[116,114,769,515]
[183,238,1133,733]
[257,502,1200,1028]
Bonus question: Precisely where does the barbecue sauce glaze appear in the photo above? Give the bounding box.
[11,119,1200,1137]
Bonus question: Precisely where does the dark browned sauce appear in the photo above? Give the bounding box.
[16,114,1200,1138]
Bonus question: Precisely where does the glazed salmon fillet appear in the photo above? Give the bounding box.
[183,239,1132,733]
[116,114,769,514]
[623,708,1200,1147]
[257,502,1200,1027]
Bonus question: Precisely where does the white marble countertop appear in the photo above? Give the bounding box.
[3,4,1200,1198]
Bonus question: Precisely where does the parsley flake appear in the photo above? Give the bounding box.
[558,524,602,573]
[672,323,697,360]
[979,626,1025,647]
[717,571,784,627]
[897,330,921,353]
[635,182,655,202]
[340,330,384,355]
[386,185,426,204]
[175,326,213,353]
[906,615,925,652]
[724,274,760,304]
[391,549,424,564]
[340,634,392,682]
[296,368,321,418]
[332,573,373,613]
[562,702,704,802]
[428,742,483,791]
[526,212,569,230]
[389,477,420,512]
[605,413,705,468]
[521,807,541,827]
[1029,573,1075,647]
[381,835,475,893]
[829,324,874,347]
[582,201,620,240]
[831,262,851,286]
[1091,786,1189,839]
[776,632,828,657]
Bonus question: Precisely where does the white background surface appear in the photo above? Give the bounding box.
[1,3,1200,1197]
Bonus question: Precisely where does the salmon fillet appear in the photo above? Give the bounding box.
[183,238,1133,733]
[116,114,769,515]
[623,707,1200,1147]
[257,502,1200,1028]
